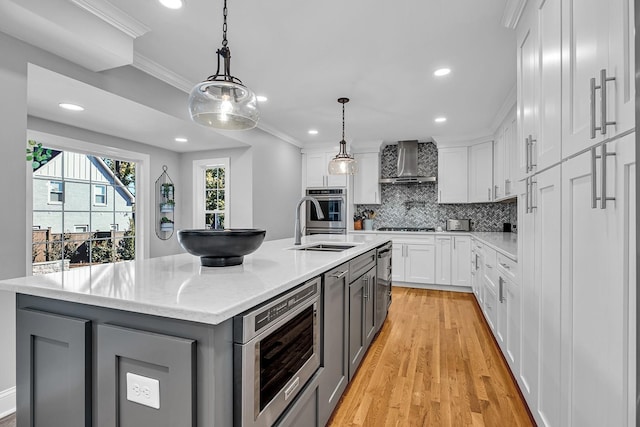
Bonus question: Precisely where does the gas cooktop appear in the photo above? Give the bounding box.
[377,227,436,232]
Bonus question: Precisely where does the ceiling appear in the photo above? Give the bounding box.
[4,0,517,152]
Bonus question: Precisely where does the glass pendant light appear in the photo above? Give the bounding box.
[328,97,358,175]
[188,0,259,130]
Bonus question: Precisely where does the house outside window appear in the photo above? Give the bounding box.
[49,181,63,203]
[94,184,107,205]
[32,148,137,275]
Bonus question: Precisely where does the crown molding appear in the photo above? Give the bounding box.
[69,0,150,38]
[255,122,303,148]
[432,132,494,148]
[132,52,194,93]
[501,0,528,29]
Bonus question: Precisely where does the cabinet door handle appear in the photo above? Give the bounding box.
[505,179,510,195]
[453,238,456,250]
[525,135,530,172]
[363,276,369,299]
[591,143,617,209]
[330,270,347,279]
[525,177,530,214]
[528,134,537,170]
[499,262,510,270]
[439,190,442,203]
[498,277,504,303]
[485,263,493,269]
[530,178,537,211]
[494,185,499,198]
[590,76,598,139]
[599,69,616,136]
[488,187,491,201]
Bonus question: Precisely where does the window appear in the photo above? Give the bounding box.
[32,148,138,275]
[94,184,107,205]
[205,166,226,228]
[49,181,63,203]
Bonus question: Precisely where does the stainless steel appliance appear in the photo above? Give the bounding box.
[375,242,392,335]
[378,140,437,184]
[233,278,321,427]
[446,219,471,231]
[305,188,346,234]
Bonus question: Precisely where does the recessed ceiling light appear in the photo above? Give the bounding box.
[175,137,188,142]
[256,95,268,102]
[308,129,319,135]
[434,68,451,77]
[435,117,447,123]
[58,103,84,111]
[159,0,184,9]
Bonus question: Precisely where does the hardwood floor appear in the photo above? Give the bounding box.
[0,414,15,427]
[328,287,535,427]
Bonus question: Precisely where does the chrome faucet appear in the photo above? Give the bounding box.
[294,196,324,245]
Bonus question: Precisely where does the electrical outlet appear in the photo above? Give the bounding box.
[126,372,160,409]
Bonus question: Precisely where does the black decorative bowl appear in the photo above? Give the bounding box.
[177,229,266,267]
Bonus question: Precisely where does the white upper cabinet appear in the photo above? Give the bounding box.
[353,152,380,205]
[493,107,517,200]
[561,0,635,158]
[468,141,493,203]
[437,147,468,203]
[304,151,348,188]
[517,0,563,178]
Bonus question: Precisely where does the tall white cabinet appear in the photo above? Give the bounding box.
[515,0,636,425]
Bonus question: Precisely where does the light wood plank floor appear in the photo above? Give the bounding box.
[0,414,15,427]
[328,287,535,427]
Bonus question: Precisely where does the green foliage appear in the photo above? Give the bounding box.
[103,158,136,192]
[117,219,135,261]
[26,139,55,170]
[160,216,174,224]
[90,239,113,264]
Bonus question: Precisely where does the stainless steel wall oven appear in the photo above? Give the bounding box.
[305,188,347,235]
[233,278,321,427]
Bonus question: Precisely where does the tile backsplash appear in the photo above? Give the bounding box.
[356,142,517,232]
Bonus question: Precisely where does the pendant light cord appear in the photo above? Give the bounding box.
[342,102,345,142]
[222,0,228,47]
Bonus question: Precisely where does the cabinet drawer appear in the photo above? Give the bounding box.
[349,249,376,282]
[483,247,498,290]
[391,235,435,245]
[496,253,517,281]
[483,284,497,332]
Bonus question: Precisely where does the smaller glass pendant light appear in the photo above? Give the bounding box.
[188,0,259,130]
[328,97,358,175]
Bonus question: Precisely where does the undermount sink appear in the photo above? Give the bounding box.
[293,243,357,252]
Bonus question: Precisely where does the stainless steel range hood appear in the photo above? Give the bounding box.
[379,140,437,184]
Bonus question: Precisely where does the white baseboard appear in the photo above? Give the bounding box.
[0,386,16,419]
[392,282,473,293]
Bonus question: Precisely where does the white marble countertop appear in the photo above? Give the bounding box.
[350,230,517,260]
[0,234,391,325]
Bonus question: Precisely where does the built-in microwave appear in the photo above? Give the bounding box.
[305,188,346,234]
[233,278,321,427]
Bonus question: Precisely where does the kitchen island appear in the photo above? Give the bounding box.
[0,234,392,427]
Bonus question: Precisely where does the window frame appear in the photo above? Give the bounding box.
[48,180,64,204]
[193,158,230,229]
[26,130,150,276]
[93,184,107,206]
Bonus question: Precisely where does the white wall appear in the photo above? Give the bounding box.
[179,131,302,242]
[180,147,254,231]
[250,136,302,240]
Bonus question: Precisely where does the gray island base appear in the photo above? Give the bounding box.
[3,234,392,426]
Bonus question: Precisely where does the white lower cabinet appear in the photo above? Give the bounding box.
[560,134,635,427]
[391,236,436,284]
[434,236,451,285]
[451,236,471,287]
